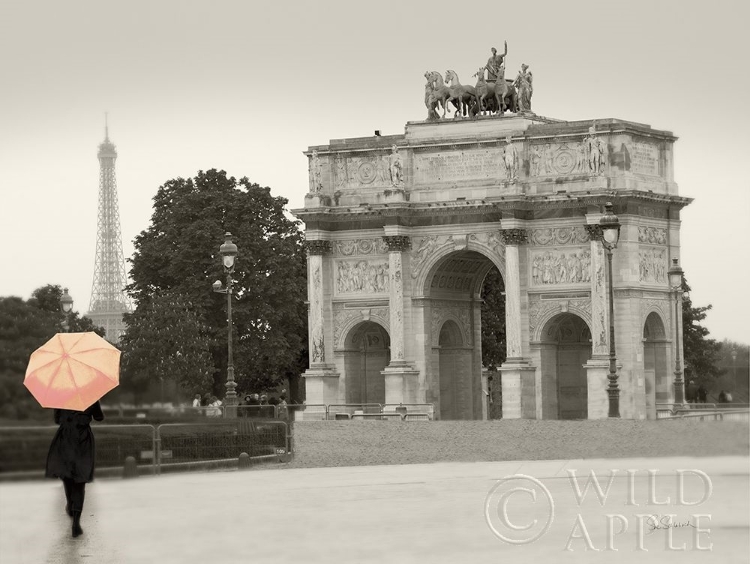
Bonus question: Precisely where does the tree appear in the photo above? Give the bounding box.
[681,276,724,388]
[120,293,214,401]
[481,267,506,370]
[126,169,308,397]
[0,285,104,420]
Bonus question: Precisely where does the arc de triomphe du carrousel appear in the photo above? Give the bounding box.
[292,52,691,421]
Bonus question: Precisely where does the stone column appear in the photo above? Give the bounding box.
[499,228,536,419]
[301,239,339,405]
[381,233,419,405]
[584,221,610,419]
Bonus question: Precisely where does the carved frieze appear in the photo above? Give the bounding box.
[383,235,412,252]
[410,234,454,279]
[530,249,591,286]
[530,142,587,176]
[639,248,667,284]
[528,226,590,246]
[638,226,667,245]
[430,273,473,292]
[468,231,504,254]
[305,240,332,256]
[335,259,389,294]
[345,153,393,188]
[430,300,472,346]
[332,238,388,256]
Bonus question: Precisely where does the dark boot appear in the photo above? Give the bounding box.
[71,511,83,538]
[63,480,73,516]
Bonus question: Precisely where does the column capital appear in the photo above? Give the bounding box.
[383,235,411,252]
[584,224,603,241]
[305,239,332,256]
[500,229,528,246]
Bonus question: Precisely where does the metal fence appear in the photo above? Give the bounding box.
[0,419,288,478]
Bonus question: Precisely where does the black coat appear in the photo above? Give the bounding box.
[45,401,104,483]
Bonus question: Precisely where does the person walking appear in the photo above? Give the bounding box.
[45,400,104,538]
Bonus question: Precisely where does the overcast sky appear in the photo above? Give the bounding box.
[1,0,748,344]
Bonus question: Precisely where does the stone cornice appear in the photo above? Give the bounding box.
[293,191,693,224]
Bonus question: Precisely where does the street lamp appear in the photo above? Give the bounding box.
[212,232,239,414]
[668,258,685,405]
[731,346,738,398]
[60,288,73,332]
[599,202,621,418]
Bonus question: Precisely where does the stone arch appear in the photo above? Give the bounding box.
[531,299,593,343]
[414,235,505,296]
[333,308,390,350]
[538,312,592,419]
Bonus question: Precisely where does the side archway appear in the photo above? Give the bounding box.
[643,311,669,417]
[341,321,390,405]
[538,313,592,419]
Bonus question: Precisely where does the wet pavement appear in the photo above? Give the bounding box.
[0,456,747,564]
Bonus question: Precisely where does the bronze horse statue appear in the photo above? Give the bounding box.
[473,66,518,115]
[444,70,476,118]
[425,71,452,118]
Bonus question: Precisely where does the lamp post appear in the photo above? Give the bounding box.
[599,202,621,418]
[731,346,738,397]
[667,258,685,405]
[212,232,239,414]
[60,288,73,333]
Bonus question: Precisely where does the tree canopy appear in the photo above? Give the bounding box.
[681,276,724,387]
[0,285,104,420]
[481,267,506,370]
[125,169,308,398]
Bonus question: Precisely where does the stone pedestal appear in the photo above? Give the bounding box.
[302,367,340,405]
[584,358,610,419]
[382,366,420,404]
[500,361,537,419]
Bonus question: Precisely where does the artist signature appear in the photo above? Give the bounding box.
[646,515,696,531]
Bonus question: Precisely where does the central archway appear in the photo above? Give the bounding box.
[424,249,504,420]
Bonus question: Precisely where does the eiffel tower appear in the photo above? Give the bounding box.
[87,118,132,342]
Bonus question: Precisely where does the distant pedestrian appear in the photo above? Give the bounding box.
[45,401,104,538]
[192,394,202,408]
[207,396,222,417]
[697,384,707,404]
[686,380,698,404]
[718,390,727,404]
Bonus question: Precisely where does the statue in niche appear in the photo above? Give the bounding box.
[514,64,533,112]
[575,142,587,173]
[310,150,323,192]
[585,126,605,175]
[502,136,518,183]
[335,156,347,188]
[544,144,554,176]
[389,145,404,187]
[531,145,542,176]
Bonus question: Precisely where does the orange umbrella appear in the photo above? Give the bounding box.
[24,332,121,411]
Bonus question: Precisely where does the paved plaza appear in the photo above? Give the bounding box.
[1,456,747,564]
